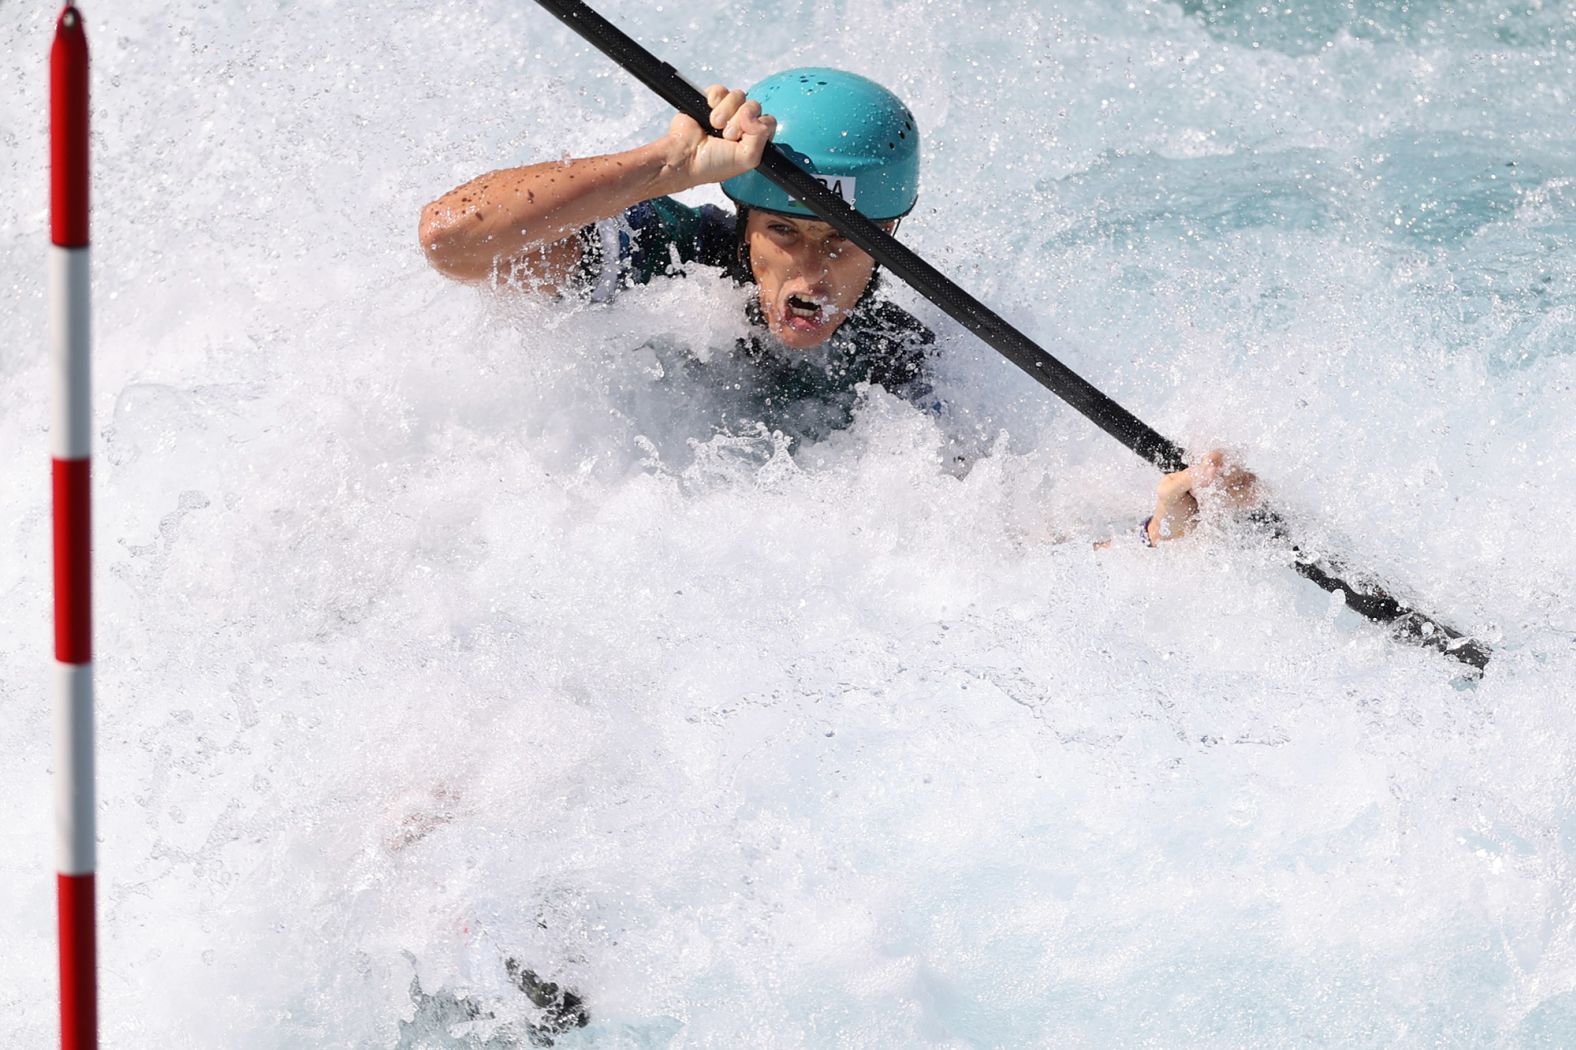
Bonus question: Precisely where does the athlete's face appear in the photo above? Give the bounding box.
[745,211,896,350]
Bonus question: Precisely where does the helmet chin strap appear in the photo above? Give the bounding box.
[731,206,755,285]
[855,217,900,309]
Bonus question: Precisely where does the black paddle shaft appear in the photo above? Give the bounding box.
[532,0,1184,470]
[528,0,1491,672]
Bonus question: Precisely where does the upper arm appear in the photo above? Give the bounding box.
[495,234,588,296]
[418,212,589,294]
[417,193,589,290]
[421,196,709,295]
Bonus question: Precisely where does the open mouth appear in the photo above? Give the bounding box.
[782,293,828,332]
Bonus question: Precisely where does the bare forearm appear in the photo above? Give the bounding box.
[418,138,689,283]
[419,84,776,286]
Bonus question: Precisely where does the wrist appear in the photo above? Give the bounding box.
[645,136,698,196]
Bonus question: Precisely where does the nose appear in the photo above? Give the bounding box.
[781,240,834,287]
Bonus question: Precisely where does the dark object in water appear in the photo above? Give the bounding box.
[397,957,589,1049]
[506,958,590,1045]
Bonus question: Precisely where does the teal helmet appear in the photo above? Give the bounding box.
[722,68,920,222]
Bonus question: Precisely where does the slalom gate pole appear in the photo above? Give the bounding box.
[50,6,98,1049]
[528,0,1491,672]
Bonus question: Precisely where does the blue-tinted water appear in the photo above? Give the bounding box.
[2,1,1573,1046]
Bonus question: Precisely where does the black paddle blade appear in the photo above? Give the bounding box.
[1249,509,1490,672]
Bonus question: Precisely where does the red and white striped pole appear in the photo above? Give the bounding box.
[50,6,96,1050]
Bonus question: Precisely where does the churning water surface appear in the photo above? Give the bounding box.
[2,0,1575,1046]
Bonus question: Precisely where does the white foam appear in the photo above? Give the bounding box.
[2,0,1574,1046]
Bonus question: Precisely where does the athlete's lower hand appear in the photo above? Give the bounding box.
[662,84,777,190]
[1147,449,1258,544]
